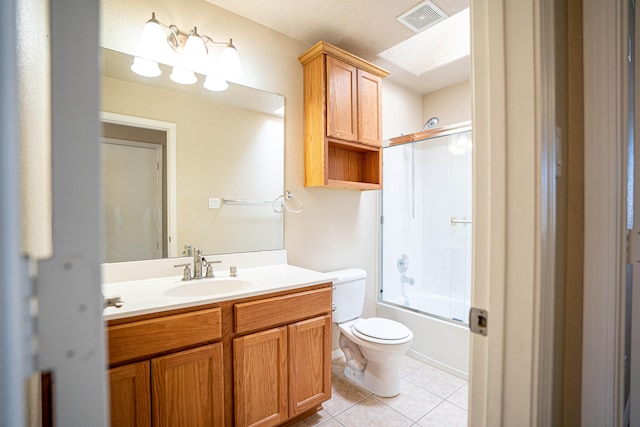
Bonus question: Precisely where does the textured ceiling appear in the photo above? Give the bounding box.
[204,0,470,94]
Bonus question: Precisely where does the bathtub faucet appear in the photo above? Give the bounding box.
[400,275,415,286]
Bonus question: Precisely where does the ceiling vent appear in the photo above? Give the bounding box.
[397,1,448,33]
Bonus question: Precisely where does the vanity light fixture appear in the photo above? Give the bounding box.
[131,12,244,91]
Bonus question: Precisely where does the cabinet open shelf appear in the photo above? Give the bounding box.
[326,139,381,189]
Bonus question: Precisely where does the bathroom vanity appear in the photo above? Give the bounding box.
[103,259,333,427]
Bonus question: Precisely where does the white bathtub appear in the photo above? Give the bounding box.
[387,292,471,323]
[376,293,470,379]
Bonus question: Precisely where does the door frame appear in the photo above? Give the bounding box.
[36,0,108,425]
[582,0,628,425]
[101,112,178,257]
[0,0,27,425]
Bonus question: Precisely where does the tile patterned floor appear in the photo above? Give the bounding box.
[291,354,468,427]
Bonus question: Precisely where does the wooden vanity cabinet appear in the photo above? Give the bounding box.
[106,284,332,427]
[233,288,333,427]
[107,308,224,427]
[299,41,388,190]
[109,361,151,427]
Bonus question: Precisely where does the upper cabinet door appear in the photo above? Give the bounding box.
[357,69,383,147]
[326,56,358,142]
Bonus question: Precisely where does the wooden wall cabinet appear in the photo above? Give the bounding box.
[107,284,332,427]
[299,41,388,190]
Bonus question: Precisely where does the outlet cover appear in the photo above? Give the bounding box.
[208,198,221,209]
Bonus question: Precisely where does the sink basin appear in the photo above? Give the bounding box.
[164,279,254,298]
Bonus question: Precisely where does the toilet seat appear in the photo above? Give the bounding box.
[351,317,413,344]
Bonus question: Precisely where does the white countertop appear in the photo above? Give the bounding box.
[103,263,336,321]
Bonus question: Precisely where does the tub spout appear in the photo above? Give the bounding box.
[401,275,415,286]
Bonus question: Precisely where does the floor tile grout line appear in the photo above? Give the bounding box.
[328,356,468,426]
[370,395,437,424]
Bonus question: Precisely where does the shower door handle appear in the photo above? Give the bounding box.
[450,217,472,226]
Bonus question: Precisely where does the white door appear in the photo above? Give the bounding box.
[101,138,164,262]
[468,0,556,425]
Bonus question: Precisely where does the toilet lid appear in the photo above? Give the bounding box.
[353,317,412,341]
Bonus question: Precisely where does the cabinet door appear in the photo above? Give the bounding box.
[357,69,383,146]
[326,56,358,142]
[151,343,224,427]
[288,315,332,416]
[109,361,151,427]
[234,327,288,427]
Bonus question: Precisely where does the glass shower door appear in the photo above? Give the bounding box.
[380,129,472,323]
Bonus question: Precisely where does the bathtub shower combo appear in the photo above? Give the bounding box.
[378,124,472,376]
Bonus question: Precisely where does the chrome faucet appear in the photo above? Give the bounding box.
[175,247,221,280]
[193,247,204,279]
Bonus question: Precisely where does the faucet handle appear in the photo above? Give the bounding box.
[104,295,124,309]
[202,258,221,278]
[174,263,192,281]
[205,263,214,278]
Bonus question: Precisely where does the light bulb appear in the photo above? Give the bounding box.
[137,13,167,60]
[170,66,197,85]
[131,56,161,77]
[184,28,208,72]
[219,39,243,80]
[204,75,229,91]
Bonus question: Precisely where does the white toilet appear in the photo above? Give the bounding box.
[329,268,413,397]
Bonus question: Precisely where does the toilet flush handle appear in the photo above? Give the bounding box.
[332,303,337,312]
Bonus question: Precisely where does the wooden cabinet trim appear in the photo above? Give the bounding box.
[298,40,389,78]
[303,54,328,187]
[108,307,222,365]
[234,287,332,334]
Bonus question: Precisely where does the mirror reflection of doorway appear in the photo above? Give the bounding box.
[101,131,166,262]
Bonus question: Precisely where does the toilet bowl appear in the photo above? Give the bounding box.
[328,268,414,397]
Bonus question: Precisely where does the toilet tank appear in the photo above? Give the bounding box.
[326,268,367,323]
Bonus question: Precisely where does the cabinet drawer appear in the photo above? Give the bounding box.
[108,308,222,365]
[235,287,331,334]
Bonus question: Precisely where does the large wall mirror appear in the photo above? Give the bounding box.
[100,47,285,263]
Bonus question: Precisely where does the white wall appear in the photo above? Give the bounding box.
[383,80,423,141]
[101,0,423,330]
[17,0,51,259]
[421,80,471,127]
